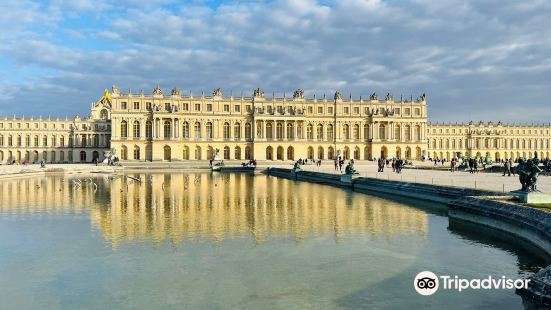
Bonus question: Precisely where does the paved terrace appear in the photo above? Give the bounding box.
[1,160,549,194]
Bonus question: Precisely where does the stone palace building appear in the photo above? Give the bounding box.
[0,86,550,163]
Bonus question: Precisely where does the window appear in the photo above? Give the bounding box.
[223,122,231,139]
[164,103,171,111]
[246,105,252,112]
[308,106,313,114]
[354,107,359,114]
[146,121,152,138]
[134,102,140,110]
[328,107,333,114]
[206,122,213,139]
[318,107,323,114]
[415,108,420,116]
[195,103,201,111]
[121,102,127,109]
[234,105,240,112]
[133,121,140,138]
[163,121,171,139]
[206,104,212,112]
[405,108,410,115]
[182,103,188,111]
[182,122,189,139]
[120,120,128,138]
[194,122,201,138]
[146,102,152,110]
[394,108,400,115]
[344,107,349,114]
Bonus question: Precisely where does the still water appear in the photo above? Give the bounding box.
[0,172,547,309]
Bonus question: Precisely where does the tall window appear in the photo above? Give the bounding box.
[353,124,360,140]
[182,122,190,139]
[133,121,140,138]
[206,122,213,139]
[146,121,152,139]
[163,120,171,139]
[276,123,283,140]
[343,124,350,140]
[195,122,201,138]
[316,124,323,140]
[224,122,231,139]
[395,125,401,140]
[286,122,294,139]
[234,122,241,139]
[120,120,128,138]
[379,124,386,139]
[307,124,313,140]
[327,124,334,140]
[266,122,273,139]
[245,123,252,139]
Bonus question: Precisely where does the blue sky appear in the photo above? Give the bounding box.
[1,0,551,122]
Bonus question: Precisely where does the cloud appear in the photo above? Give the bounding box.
[0,0,550,123]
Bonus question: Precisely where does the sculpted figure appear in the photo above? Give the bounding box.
[334,91,342,100]
[345,161,358,175]
[517,156,542,191]
[385,93,392,101]
[111,85,121,95]
[253,88,265,98]
[171,87,181,96]
[293,89,304,99]
[153,86,163,96]
[213,88,222,97]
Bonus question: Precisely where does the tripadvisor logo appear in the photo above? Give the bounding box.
[413,271,530,296]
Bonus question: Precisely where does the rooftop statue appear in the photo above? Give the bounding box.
[153,86,163,96]
[370,92,378,100]
[516,156,542,192]
[171,87,181,96]
[213,88,222,97]
[334,91,342,100]
[293,89,304,99]
[253,88,264,98]
[112,85,121,96]
[385,93,393,101]
[421,93,426,101]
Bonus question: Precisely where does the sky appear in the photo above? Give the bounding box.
[1,0,550,123]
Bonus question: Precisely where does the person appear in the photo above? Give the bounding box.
[392,158,396,172]
[473,160,478,173]
[339,159,344,172]
[503,159,511,176]
[509,158,515,176]
[450,158,456,172]
[334,159,338,171]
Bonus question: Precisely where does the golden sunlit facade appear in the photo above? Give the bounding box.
[0,173,428,247]
[1,85,550,163]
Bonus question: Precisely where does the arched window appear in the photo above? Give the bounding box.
[266,122,273,139]
[120,120,128,138]
[133,146,140,160]
[286,122,294,139]
[307,124,313,140]
[363,124,370,140]
[343,124,350,140]
[234,146,241,160]
[276,122,283,140]
[234,122,241,139]
[405,125,411,141]
[206,122,213,139]
[100,109,109,120]
[182,122,189,139]
[353,124,360,140]
[223,122,231,139]
[395,125,401,140]
[146,121,152,139]
[245,123,252,139]
[316,124,324,140]
[194,122,201,138]
[327,124,334,140]
[379,124,386,139]
[133,121,140,138]
[163,120,171,139]
[224,146,230,159]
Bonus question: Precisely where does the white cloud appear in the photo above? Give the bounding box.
[0,0,550,122]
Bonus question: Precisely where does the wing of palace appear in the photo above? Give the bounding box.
[0,86,550,163]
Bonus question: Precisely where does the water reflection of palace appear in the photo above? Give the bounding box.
[0,173,428,247]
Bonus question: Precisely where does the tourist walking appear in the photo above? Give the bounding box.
[503,159,511,176]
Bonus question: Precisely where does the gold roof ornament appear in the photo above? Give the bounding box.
[96,89,112,107]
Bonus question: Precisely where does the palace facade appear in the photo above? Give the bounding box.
[0,86,550,163]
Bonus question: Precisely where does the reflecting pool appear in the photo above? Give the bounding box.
[0,173,547,309]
